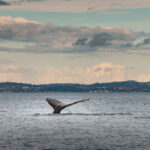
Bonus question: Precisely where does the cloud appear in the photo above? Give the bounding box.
[75,27,141,48]
[0,65,39,83]
[0,0,10,5]
[86,62,125,82]
[0,58,14,64]
[88,33,111,47]
[137,73,150,82]
[143,38,150,45]
[75,37,88,46]
[1,62,149,84]
[0,63,126,83]
[123,37,150,48]
[0,16,149,53]
[1,0,150,12]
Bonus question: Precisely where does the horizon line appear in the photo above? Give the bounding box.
[0,80,149,86]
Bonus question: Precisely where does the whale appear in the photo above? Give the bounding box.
[46,98,89,114]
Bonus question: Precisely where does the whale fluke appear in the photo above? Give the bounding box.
[46,98,89,114]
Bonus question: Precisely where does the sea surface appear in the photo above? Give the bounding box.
[0,92,150,150]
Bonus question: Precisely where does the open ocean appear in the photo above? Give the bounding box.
[0,92,150,150]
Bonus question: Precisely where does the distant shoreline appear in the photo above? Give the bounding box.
[0,80,150,92]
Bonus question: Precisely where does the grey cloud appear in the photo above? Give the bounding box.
[124,37,150,48]
[88,33,111,47]
[143,38,150,45]
[2,0,150,12]
[87,6,96,11]
[0,0,10,5]
[123,42,133,48]
[94,67,113,72]
[104,68,113,72]
[136,38,150,47]
[94,68,101,72]
[75,37,88,46]
[75,31,138,48]
[0,17,136,42]
[0,17,149,53]
[11,0,46,2]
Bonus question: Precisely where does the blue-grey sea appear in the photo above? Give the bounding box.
[0,92,150,150]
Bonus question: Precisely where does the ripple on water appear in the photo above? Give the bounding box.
[32,112,132,117]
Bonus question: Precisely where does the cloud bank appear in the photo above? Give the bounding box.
[0,16,149,54]
[0,62,149,84]
[1,0,150,12]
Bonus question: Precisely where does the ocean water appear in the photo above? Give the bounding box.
[0,92,150,150]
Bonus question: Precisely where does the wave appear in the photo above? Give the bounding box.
[134,116,150,119]
[32,112,132,116]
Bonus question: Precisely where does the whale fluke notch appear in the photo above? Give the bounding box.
[46,98,89,114]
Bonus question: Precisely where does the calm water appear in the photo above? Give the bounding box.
[0,92,150,150]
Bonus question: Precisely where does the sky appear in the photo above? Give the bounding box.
[0,0,150,84]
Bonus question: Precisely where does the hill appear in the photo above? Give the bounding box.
[0,80,150,92]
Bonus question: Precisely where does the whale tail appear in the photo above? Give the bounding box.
[46,98,89,114]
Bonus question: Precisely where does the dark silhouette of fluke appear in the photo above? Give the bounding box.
[46,98,89,114]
